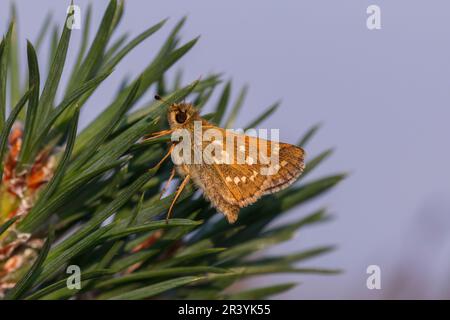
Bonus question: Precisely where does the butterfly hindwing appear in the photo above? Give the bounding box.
[214,136,305,205]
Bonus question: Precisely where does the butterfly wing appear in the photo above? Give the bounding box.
[213,133,305,206]
[185,126,305,223]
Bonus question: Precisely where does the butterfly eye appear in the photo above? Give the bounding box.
[175,111,187,124]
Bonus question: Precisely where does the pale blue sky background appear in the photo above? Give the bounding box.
[2,0,450,299]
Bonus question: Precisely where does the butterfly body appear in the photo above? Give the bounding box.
[158,101,305,223]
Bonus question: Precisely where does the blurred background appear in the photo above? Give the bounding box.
[1,0,450,299]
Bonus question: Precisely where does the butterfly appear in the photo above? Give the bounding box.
[145,95,305,224]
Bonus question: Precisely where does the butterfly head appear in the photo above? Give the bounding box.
[167,102,199,129]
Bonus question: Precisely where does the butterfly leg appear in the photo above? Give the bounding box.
[150,143,175,171]
[142,129,173,142]
[159,167,176,200]
[166,174,191,223]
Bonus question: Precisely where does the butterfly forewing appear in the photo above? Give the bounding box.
[185,126,305,223]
